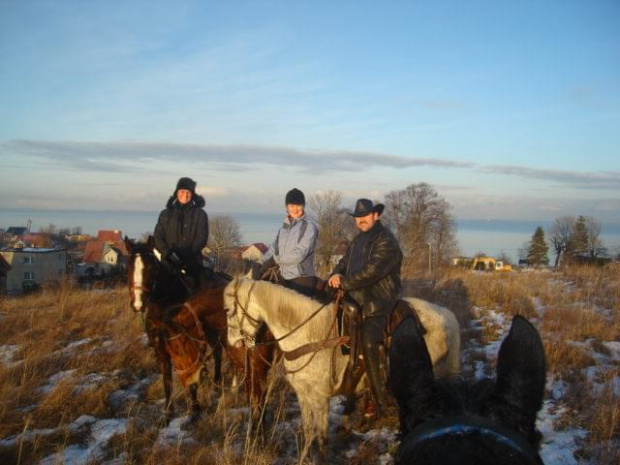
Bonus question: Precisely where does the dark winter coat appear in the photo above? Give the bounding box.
[154,194,209,268]
[331,220,403,317]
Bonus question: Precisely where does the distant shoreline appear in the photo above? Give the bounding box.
[2,208,619,262]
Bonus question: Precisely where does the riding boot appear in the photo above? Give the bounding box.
[361,315,389,418]
[363,341,388,417]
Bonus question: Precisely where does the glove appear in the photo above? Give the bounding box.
[165,251,186,276]
[168,251,183,266]
[258,257,277,279]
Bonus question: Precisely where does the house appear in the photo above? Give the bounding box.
[5,226,29,237]
[67,234,93,243]
[3,226,30,246]
[96,230,123,242]
[0,246,68,294]
[18,233,51,248]
[0,254,11,295]
[241,243,268,262]
[80,231,129,278]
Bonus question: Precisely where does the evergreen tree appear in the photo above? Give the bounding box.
[566,215,589,258]
[527,226,549,266]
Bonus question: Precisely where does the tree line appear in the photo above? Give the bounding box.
[524,215,610,267]
[206,186,614,273]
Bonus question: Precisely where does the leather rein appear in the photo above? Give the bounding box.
[230,281,349,369]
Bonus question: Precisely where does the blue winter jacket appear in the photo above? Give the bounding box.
[263,215,318,280]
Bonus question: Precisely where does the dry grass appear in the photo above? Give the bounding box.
[1,265,618,463]
[406,264,619,464]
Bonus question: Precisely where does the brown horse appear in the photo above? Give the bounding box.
[125,236,275,422]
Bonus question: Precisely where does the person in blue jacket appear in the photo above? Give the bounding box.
[260,188,319,296]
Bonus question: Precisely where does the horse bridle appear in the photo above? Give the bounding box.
[229,280,347,362]
[129,250,159,312]
[228,280,262,345]
[400,415,543,465]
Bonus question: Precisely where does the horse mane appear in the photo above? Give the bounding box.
[233,279,334,340]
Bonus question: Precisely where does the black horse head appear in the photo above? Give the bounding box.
[389,314,546,465]
[125,236,189,311]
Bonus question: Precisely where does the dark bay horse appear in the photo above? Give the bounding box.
[125,237,274,422]
[389,314,546,465]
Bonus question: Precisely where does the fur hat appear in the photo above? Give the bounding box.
[285,188,305,206]
[350,198,385,217]
[175,177,196,194]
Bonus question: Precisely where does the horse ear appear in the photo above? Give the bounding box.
[389,316,435,433]
[146,235,155,250]
[124,236,132,252]
[495,315,546,425]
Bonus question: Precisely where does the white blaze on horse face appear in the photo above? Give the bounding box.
[132,255,146,311]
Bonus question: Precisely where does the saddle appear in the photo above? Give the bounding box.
[337,298,427,401]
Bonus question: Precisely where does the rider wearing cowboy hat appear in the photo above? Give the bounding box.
[328,198,403,419]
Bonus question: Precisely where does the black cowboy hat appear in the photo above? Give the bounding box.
[349,198,385,217]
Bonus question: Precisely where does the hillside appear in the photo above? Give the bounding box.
[0,265,618,464]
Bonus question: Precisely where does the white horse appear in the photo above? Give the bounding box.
[224,278,460,453]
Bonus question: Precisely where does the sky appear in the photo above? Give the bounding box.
[1,0,619,224]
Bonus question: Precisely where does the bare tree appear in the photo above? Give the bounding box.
[307,191,353,276]
[383,183,457,272]
[208,215,242,251]
[584,216,606,259]
[548,216,575,268]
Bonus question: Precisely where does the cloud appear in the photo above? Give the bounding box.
[2,139,619,194]
[478,165,620,190]
[0,139,475,173]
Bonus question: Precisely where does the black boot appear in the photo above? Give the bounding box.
[363,342,387,417]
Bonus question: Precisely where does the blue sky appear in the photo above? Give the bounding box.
[1,0,619,223]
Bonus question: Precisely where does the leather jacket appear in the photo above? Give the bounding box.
[331,221,403,317]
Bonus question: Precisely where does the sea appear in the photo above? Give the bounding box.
[1,208,619,263]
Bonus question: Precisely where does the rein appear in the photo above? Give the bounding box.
[164,303,219,378]
[231,281,349,370]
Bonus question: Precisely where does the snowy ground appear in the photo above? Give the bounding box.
[1,300,617,464]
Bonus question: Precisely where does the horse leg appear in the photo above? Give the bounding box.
[213,339,223,385]
[188,383,201,422]
[161,348,174,424]
[297,392,329,461]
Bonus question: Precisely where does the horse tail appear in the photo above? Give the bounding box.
[389,316,436,436]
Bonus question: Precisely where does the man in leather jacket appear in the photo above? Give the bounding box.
[154,177,209,293]
[328,198,403,418]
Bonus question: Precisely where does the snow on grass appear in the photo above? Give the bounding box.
[38,369,77,394]
[39,417,127,465]
[0,427,58,449]
[538,401,588,465]
[155,415,199,449]
[0,344,19,364]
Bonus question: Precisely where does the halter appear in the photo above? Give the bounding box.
[229,281,349,372]
[128,250,159,312]
[400,415,543,465]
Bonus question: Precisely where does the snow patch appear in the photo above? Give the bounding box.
[155,416,199,449]
[538,401,588,465]
[0,344,19,364]
[39,418,127,465]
